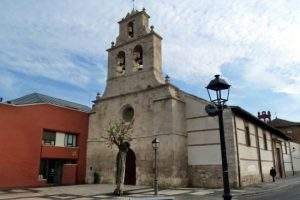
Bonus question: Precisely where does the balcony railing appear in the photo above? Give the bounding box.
[41,145,79,159]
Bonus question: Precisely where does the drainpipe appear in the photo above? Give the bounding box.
[255,127,263,182]
[270,135,275,167]
[233,115,241,188]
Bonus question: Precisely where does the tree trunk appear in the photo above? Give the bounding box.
[114,144,128,196]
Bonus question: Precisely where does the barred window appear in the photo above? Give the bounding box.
[245,123,251,147]
[263,131,268,150]
[42,131,56,146]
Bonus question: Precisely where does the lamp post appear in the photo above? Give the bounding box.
[152,137,160,196]
[205,74,232,200]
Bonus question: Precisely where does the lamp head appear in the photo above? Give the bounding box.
[206,75,231,106]
[152,137,160,149]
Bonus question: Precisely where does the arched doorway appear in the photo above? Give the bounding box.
[124,148,136,185]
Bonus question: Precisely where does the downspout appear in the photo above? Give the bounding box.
[270,135,275,167]
[255,127,263,182]
[233,115,241,188]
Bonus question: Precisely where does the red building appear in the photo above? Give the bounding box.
[0,93,90,188]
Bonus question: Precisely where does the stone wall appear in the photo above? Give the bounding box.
[86,85,188,187]
[188,165,223,188]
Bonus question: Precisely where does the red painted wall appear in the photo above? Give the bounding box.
[0,103,89,188]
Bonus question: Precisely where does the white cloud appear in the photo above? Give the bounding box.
[0,0,300,119]
[0,71,16,93]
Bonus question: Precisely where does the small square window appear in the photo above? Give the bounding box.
[245,123,251,147]
[263,132,268,150]
[284,142,288,154]
[42,131,56,146]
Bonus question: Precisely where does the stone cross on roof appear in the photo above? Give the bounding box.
[132,0,135,11]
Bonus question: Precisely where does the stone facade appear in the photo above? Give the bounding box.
[86,9,187,187]
[86,9,293,188]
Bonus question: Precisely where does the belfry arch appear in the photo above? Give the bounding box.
[133,45,143,71]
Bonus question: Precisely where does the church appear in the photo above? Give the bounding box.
[86,9,295,188]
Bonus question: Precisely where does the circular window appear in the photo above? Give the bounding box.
[122,106,134,122]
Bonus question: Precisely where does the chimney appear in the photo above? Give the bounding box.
[258,111,271,123]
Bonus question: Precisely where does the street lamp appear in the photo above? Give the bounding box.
[152,137,160,196]
[206,74,232,200]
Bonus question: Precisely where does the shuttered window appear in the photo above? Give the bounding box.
[42,131,56,146]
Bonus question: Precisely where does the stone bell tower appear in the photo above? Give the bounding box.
[87,9,188,187]
[103,9,165,98]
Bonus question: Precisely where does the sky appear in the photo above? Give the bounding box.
[0,0,300,121]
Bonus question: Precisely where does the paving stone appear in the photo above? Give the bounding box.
[0,193,41,199]
[128,194,153,197]
[156,189,192,195]
[49,194,75,199]
[93,195,111,198]
[190,190,214,196]
[10,189,29,193]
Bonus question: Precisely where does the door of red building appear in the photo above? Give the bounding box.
[40,159,63,185]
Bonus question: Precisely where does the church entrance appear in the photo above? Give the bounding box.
[124,148,136,185]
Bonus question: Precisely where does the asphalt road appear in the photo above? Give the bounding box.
[239,182,300,200]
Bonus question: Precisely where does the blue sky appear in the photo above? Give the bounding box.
[0,0,300,121]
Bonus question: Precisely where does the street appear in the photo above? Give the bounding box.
[0,176,300,199]
[239,182,300,200]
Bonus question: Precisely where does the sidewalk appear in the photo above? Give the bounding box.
[0,175,299,199]
[235,175,300,199]
[0,184,219,200]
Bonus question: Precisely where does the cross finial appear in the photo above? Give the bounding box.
[132,0,135,11]
[165,75,170,83]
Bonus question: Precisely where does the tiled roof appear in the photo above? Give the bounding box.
[270,118,300,128]
[7,93,91,113]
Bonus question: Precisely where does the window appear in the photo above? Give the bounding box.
[133,45,143,71]
[245,123,251,147]
[263,131,268,150]
[42,131,56,146]
[116,51,126,75]
[128,21,134,38]
[122,106,134,122]
[284,142,288,154]
[64,134,77,147]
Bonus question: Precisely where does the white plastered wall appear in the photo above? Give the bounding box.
[290,142,300,172]
[185,96,221,165]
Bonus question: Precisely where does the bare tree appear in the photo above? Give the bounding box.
[102,119,134,196]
